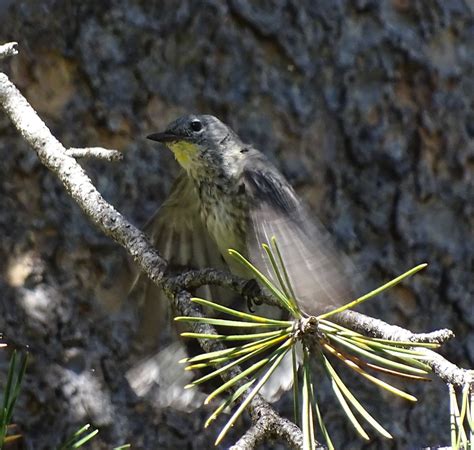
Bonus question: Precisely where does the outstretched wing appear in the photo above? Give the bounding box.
[242,152,356,316]
[130,171,226,351]
[144,171,225,275]
[126,172,227,408]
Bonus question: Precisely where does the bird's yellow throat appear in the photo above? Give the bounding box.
[168,141,199,169]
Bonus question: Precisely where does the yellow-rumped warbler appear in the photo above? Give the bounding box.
[126,114,354,406]
[143,114,353,322]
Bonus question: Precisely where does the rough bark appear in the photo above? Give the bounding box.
[0,1,473,449]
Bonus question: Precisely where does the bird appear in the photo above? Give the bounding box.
[126,114,355,406]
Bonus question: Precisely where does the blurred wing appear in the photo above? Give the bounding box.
[131,171,226,350]
[126,342,205,412]
[127,172,227,408]
[242,158,356,316]
[144,171,226,275]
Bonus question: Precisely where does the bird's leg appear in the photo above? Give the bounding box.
[242,278,262,312]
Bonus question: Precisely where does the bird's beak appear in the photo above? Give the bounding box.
[146,132,179,143]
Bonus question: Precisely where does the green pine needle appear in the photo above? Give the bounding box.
[204,359,266,404]
[191,297,292,325]
[271,236,298,308]
[0,350,28,446]
[180,333,290,365]
[174,316,286,328]
[181,329,288,341]
[292,345,300,425]
[177,237,435,448]
[186,335,291,388]
[318,264,428,319]
[214,340,293,445]
[302,349,316,449]
[262,242,300,317]
[328,334,429,375]
[323,343,417,402]
[228,249,295,313]
[205,380,255,428]
[59,424,99,449]
[323,354,393,439]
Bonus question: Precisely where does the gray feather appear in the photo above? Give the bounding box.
[242,153,356,315]
[130,172,227,350]
[127,172,229,404]
[126,341,205,411]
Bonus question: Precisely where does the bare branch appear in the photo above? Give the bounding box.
[420,349,473,386]
[66,147,123,161]
[165,267,471,388]
[335,310,471,386]
[230,422,266,450]
[335,310,454,344]
[230,412,307,450]
[163,288,307,447]
[0,72,167,282]
[0,42,18,59]
[164,268,280,308]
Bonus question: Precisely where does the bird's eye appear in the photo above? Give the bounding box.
[190,120,203,132]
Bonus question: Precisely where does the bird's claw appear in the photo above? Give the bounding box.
[243,279,262,312]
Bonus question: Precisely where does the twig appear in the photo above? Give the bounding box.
[167,289,308,449]
[422,349,473,386]
[0,42,18,59]
[230,421,266,450]
[0,71,167,282]
[335,310,471,386]
[229,412,306,450]
[164,268,280,308]
[335,310,454,344]
[166,269,470,387]
[66,147,123,161]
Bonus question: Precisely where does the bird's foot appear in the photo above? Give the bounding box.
[242,279,262,313]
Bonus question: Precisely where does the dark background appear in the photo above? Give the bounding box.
[0,1,473,448]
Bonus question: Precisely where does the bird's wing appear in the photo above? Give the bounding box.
[144,170,224,274]
[242,154,356,316]
[130,171,227,351]
[126,172,228,408]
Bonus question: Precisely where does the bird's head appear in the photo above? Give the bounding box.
[147,114,243,178]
